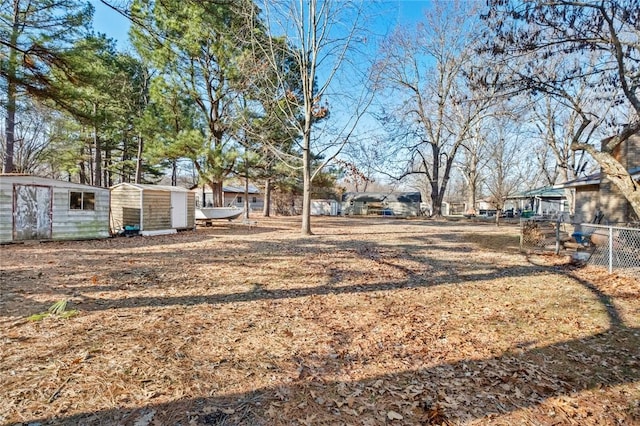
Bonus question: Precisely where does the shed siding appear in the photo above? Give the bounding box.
[0,181,13,243]
[110,183,195,232]
[51,189,110,240]
[0,175,110,243]
[142,190,172,231]
[186,193,195,229]
[110,186,141,232]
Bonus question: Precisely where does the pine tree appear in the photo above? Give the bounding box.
[0,0,93,173]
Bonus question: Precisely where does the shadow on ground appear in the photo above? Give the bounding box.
[19,324,640,425]
[3,218,638,425]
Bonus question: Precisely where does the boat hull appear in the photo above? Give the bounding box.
[195,207,244,220]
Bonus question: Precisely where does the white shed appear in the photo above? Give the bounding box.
[311,199,339,216]
[0,174,110,243]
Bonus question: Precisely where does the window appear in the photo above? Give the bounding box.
[237,196,243,203]
[70,191,96,210]
[252,196,257,203]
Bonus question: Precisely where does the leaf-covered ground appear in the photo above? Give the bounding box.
[1,216,639,425]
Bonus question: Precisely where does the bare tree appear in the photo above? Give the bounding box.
[372,0,496,216]
[483,120,526,225]
[531,91,606,215]
[0,100,55,175]
[246,0,374,235]
[484,0,640,218]
[456,125,491,215]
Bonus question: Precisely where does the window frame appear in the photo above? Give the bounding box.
[69,191,96,211]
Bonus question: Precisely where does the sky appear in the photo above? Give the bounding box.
[91,0,132,50]
[89,0,433,51]
[88,0,435,188]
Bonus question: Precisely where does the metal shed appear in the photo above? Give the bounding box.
[0,174,110,243]
[109,183,195,236]
[311,199,340,216]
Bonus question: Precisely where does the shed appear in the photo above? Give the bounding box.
[110,183,195,236]
[0,174,110,243]
[311,199,340,216]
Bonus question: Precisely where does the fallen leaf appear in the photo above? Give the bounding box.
[387,410,403,420]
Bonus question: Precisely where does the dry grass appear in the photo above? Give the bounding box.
[1,216,639,426]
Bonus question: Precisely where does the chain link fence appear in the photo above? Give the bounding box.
[521,219,640,277]
[520,216,570,253]
[577,224,640,275]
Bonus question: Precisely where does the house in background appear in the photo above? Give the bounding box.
[192,183,264,212]
[557,134,640,225]
[342,192,422,217]
[559,166,640,225]
[110,183,195,236]
[506,187,568,217]
[0,174,110,243]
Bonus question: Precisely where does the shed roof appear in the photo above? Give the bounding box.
[111,182,191,192]
[1,174,109,191]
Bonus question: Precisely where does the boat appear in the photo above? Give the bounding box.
[195,206,244,221]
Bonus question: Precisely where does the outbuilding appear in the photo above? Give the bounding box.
[311,199,340,216]
[110,183,195,236]
[0,174,110,243]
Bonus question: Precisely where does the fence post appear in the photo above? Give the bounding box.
[519,220,523,251]
[608,226,613,274]
[555,219,560,255]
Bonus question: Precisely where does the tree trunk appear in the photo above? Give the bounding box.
[263,178,271,217]
[104,148,112,187]
[301,130,312,235]
[429,145,443,217]
[208,180,223,207]
[135,132,144,184]
[3,80,17,174]
[466,161,478,214]
[93,103,102,187]
[79,146,87,184]
[87,130,94,185]
[3,6,19,174]
[244,170,250,220]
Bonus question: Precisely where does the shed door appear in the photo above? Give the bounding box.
[171,192,188,228]
[13,184,53,241]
